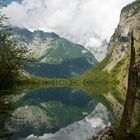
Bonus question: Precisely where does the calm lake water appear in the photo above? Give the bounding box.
[1,87,123,140]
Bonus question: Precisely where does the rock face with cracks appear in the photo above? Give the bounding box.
[104,0,140,88]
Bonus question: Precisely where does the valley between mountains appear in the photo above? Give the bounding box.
[0,1,140,140]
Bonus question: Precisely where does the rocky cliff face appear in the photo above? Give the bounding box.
[104,0,140,88]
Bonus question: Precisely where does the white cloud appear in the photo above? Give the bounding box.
[25,103,110,140]
[85,37,108,61]
[1,0,134,60]
[86,38,102,49]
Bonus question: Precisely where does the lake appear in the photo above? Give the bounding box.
[1,86,123,140]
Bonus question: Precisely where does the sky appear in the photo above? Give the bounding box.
[1,0,135,60]
[2,0,21,5]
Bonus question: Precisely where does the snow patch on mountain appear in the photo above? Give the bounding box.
[82,50,88,54]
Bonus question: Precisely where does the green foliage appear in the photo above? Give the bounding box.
[130,126,140,139]
[0,15,32,88]
[107,125,140,140]
[121,0,140,15]
[0,90,15,138]
[111,58,126,76]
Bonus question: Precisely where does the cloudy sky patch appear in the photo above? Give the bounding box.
[1,0,134,60]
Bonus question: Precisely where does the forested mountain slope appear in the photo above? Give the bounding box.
[11,28,97,78]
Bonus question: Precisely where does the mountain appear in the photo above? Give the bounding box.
[11,28,97,78]
[25,103,109,140]
[102,0,140,88]
[7,88,98,139]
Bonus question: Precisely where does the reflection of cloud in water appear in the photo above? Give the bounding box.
[25,103,110,140]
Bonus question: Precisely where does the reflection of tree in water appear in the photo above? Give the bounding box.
[0,90,15,138]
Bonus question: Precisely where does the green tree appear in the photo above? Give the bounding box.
[0,14,32,88]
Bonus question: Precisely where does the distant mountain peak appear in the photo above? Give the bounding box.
[11,27,97,78]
